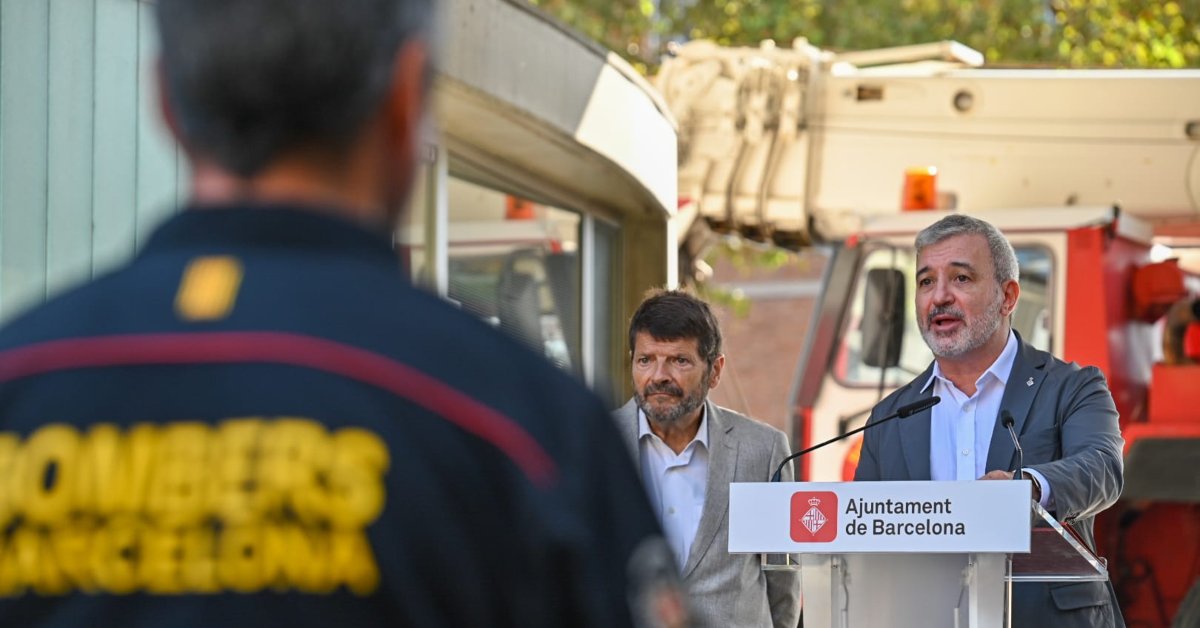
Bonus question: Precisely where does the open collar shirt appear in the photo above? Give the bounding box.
[638,405,709,571]
[922,330,1019,482]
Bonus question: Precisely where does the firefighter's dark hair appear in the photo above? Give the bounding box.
[156,0,434,177]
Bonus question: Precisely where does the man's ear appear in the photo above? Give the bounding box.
[707,354,726,389]
[157,59,187,149]
[383,40,429,178]
[1002,279,1021,317]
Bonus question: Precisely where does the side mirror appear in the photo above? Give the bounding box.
[860,268,905,369]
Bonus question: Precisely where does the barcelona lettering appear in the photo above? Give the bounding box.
[871,519,967,536]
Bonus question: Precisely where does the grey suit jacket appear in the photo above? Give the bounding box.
[855,335,1126,627]
[615,399,801,628]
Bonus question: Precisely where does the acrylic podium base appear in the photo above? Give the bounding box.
[798,552,1008,628]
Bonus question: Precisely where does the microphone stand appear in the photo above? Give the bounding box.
[771,396,941,482]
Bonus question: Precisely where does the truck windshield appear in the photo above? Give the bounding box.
[834,245,1053,387]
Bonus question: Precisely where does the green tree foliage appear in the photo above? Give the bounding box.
[529,0,1200,71]
[528,0,658,59]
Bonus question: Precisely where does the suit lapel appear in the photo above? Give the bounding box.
[899,364,937,480]
[985,337,1048,473]
[614,398,641,471]
[682,401,735,579]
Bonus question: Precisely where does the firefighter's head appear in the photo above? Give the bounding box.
[914,215,1020,360]
[155,0,435,229]
[628,290,725,428]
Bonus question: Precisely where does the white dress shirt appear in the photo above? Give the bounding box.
[922,330,1053,506]
[638,406,709,571]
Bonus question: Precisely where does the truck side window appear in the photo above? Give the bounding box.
[433,176,583,374]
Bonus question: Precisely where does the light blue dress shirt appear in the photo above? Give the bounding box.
[922,330,1053,507]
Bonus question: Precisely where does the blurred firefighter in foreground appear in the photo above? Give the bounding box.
[0,1,682,626]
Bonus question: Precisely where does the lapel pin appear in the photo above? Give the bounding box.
[1026,377,1034,387]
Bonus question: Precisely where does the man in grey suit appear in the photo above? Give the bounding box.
[855,214,1125,627]
[614,290,801,628]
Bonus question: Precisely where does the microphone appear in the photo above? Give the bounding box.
[1001,410,1023,481]
[771,396,941,482]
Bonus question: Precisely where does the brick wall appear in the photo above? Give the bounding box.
[706,249,827,440]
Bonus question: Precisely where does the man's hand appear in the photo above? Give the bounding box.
[979,470,1014,481]
[978,470,1041,502]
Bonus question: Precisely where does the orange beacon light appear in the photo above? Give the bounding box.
[902,166,938,211]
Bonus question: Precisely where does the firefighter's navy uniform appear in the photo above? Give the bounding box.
[0,206,675,627]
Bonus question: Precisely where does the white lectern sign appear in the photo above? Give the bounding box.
[729,480,1031,554]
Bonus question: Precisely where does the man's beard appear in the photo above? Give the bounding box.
[635,379,709,426]
[920,289,1006,358]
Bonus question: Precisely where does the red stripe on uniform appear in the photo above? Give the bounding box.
[0,332,557,486]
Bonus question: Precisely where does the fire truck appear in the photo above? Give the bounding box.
[656,39,1200,625]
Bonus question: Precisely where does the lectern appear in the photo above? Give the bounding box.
[729,481,1108,628]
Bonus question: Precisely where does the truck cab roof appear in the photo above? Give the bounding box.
[857,206,1153,244]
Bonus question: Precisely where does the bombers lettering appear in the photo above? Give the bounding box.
[0,418,389,598]
[844,498,953,516]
